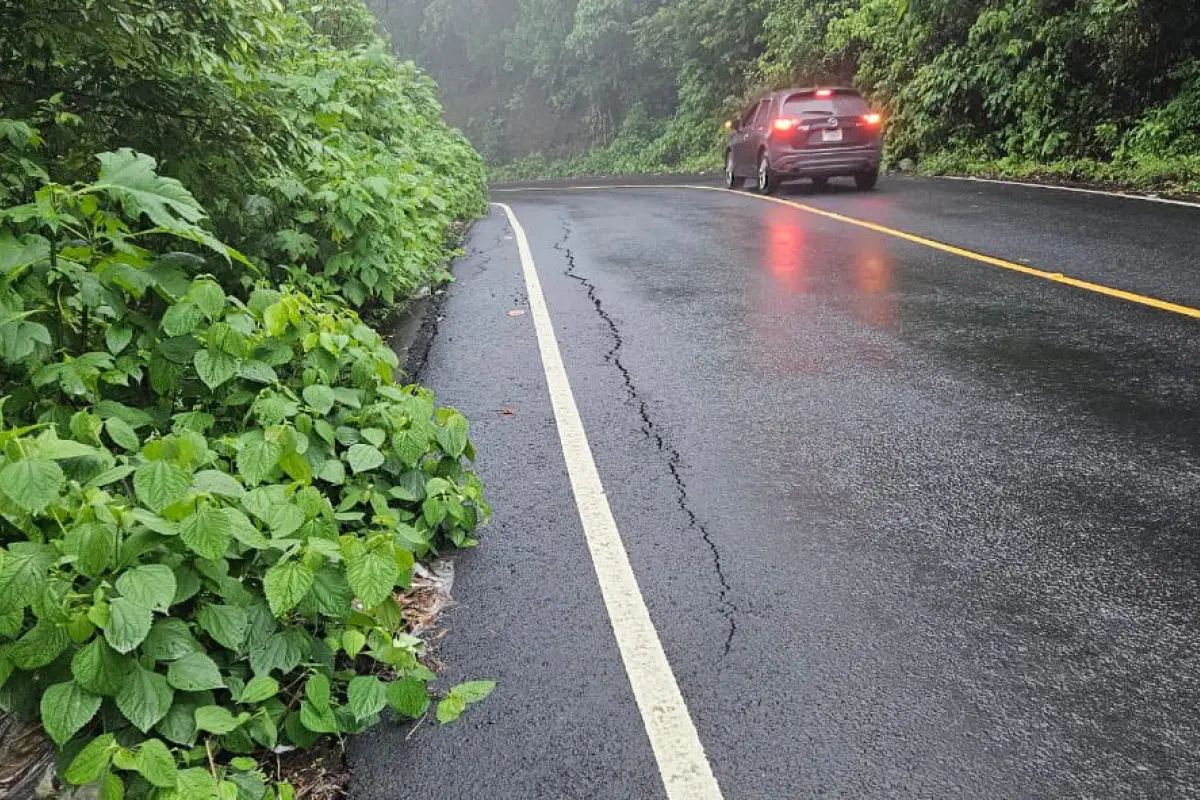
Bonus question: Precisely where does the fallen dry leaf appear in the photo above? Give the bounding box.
[507,309,526,317]
[499,407,516,416]
[400,558,456,637]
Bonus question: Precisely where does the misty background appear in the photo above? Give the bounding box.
[367,0,1200,182]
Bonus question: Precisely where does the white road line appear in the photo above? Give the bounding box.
[491,202,725,800]
[935,174,1200,208]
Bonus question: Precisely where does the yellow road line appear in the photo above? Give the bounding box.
[491,183,1200,320]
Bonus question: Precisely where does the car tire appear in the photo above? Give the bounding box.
[854,170,879,191]
[757,153,778,195]
[725,152,744,189]
[811,176,828,190]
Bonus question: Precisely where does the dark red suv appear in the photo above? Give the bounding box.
[724,88,883,194]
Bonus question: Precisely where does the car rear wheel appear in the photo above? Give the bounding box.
[811,176,828,190]
[757,154,778,195]
[854,169,879,191]
[725,152,744,189]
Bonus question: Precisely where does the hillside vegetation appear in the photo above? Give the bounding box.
[373,0,1200,191]
[0,0,490,797]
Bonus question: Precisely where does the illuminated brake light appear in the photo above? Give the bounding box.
[772,118,799,132]
[815,89,833,98]
[862,113,882,125]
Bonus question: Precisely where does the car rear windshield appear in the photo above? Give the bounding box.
[781,91,869,116]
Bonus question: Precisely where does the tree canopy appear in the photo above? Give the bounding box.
[372,0,1200,185]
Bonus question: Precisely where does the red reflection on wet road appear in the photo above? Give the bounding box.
[753,206,898,374]
[764,207,808,294]
[853,245,894,328]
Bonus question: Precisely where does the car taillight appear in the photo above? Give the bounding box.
[772,118,799,132]
[815,89,833,98]
[861,113,883,126]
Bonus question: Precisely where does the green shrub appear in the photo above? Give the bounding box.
[0,142,489,800]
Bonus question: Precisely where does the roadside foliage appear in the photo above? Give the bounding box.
[0,0,490,797]
[374,0,1200,190]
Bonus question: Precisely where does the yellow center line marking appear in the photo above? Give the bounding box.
[491,183,1200,320]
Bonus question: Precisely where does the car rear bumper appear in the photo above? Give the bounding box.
[771,144,880,176]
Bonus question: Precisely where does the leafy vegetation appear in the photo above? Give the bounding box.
[377,0,1200,192]
[0,0,489,796]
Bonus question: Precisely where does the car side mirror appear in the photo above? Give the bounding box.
[725,119,740,132]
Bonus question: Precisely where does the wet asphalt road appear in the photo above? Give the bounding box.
[351,176,1200,799]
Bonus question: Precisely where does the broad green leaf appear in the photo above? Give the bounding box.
[136,738,178,788]
[105,597,153,653]
[246,712,278,750]
[41,680,102,745]
[0,610,21,639]
[284,710,319,747]
[299,700,339,734]
[195,705,239,734]
[117,665,175,733]
[173,767,219,799]
[100,773,124,800]
[316,459,345,485]
[237,440,281,485]
[72,638,132,695]
[266,503,305,537]
[161,302,204,337]
[142,618,201,660]
[435,414,468,458]
[436,694,466,724]
[10,620,70,668]
[173,565,202,604]
[0,458,63,512]
[87,464,137,488]
[278,450,312,483]
[33,436,98,460]
[167,652,224,691]
[302,385,335,415]
[226,507,270,548]
[249,630,305,676]
[94,150,204,228]
[77,522,117,577]
[193,470,245,499]
[0,543,55,612]
[342,629,366,658]
[131,508,179,536]
[116,564,177,612]
[190,280,226,320]
[346,443,384,474]
[180,506,233,560]
[66,733,116,785]
[263,560,314,616]
[437,680,496,723]
[387,677,430,719]
[105,417,140,451]
[194,349,238,390]
[450,680,497,703]
[347,675,387,721]
[156,699,199,746]
[134,461,192,512]
[305,673,331,711]
[237,360,277,384]
[196,604,247,650]
[237,675,279,704]
[0,233,50,277]
[346,548,397,608]
[106,324,133,355]
[307,567,353,616]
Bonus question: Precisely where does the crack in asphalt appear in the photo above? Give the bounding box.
[553,220,739,656]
